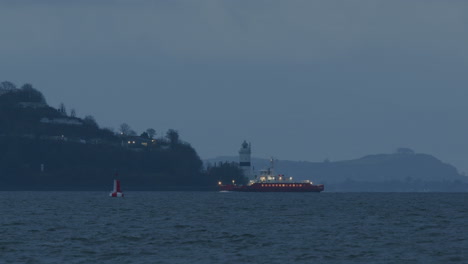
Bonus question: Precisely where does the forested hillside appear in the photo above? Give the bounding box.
[0,81,244,190]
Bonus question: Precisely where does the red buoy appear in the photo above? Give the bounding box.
[109,179,124,197]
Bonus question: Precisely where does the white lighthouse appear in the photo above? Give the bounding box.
[239,140,252,180]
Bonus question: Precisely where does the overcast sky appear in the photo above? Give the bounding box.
[1,1,468,172]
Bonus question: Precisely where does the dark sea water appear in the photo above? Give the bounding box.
[0,192,467,264]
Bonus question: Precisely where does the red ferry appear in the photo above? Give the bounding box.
[220,160,324,192]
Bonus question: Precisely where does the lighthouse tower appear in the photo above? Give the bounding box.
[239,140,252,180]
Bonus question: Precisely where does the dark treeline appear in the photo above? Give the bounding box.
[0,136,208,190]
[0,81,244,190]
[205,161,249,186]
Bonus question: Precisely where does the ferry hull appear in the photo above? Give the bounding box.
[220,183,324,192]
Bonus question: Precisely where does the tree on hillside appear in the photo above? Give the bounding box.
[70,109,76,118]
[140,132,149,139]
[83,115,98,128]
[0,81,17,91]
[103,127,114,134]
[166,129,180,146]
[119,123,132,135]
[146,128,156,139]
[20,84,46,103]
[58,103,67,116]
[0,82,46,105]
[205,162,247,186]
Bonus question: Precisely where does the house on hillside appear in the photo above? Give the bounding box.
[40,117,83,126]
[121,136,156,149]
[18,102,48,108]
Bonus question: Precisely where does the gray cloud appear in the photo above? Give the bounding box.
[1,0,467,171]
[1,1,466,60]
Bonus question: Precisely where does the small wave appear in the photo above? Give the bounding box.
[174,224,191,229]
[4,222,26,226]
[70,236,90,242]
[181,239,213,245]
[119,235,144,242]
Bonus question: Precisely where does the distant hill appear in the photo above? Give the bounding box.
[206,152,468,192]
